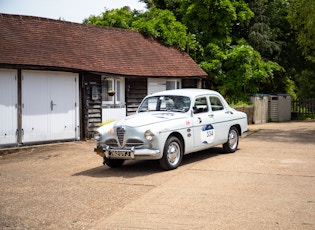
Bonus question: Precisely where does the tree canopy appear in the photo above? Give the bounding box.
[84,0,315,101]
[288,0,315,63]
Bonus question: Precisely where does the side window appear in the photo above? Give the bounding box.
[193,97,208,114]
[209,96,224,111]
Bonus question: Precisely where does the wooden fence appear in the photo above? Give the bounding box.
[291,98,315,119]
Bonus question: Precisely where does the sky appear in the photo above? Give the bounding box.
[0,0,147,23]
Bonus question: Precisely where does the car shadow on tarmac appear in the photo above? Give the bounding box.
[72,147,223,178]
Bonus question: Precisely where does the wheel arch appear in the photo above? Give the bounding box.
[231,124,241,136]
[168,131,185,153]
[223,124,240,153]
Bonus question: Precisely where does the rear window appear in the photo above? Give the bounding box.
[209,96,224,111]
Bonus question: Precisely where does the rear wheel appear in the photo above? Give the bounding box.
[223,126,239,153]
[159,136,183,170]
[103,157,125,168]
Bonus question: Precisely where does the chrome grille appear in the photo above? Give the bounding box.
[125,139,144,148]
[105,139,118,147]
[116,127,125,147]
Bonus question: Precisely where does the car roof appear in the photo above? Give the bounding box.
[151,88,221,97]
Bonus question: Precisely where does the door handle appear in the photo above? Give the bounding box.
[51,100,56,111]
[208,114,214,118]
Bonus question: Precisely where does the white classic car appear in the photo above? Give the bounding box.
[94,89,248,170]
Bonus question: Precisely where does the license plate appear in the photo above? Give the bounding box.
[109,151,131,158]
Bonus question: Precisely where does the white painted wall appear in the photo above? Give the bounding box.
[102,108,126,122]
[148,78,182,95]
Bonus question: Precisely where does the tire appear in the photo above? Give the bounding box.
[159,136,183,170]
[223,126,239,153]
[103,157,125,168]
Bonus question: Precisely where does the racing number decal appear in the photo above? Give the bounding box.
[201,124,214,144]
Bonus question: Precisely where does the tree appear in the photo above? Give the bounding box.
[288,0,315,63]
[142,0,314,99]
[283,0,315,98]
[83,7,138,29]
[85,1,298,101]
[84,6,197,52]
[132,7,191,50]
[200,40,282,102]
[245,0,283,60]
[168,0,282,101]
[241,0,297,96]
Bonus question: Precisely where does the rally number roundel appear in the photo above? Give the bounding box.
[201,124,214,144]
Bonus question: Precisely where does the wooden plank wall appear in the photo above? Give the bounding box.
[126,78,147,115]
[82,73,102,138]
[182,78,199,88]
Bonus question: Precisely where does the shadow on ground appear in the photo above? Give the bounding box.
[72,147,223,178]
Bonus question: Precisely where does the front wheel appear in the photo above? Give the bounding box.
[159,136,183,170]
[103,157,125,168]
[223,127,239,153]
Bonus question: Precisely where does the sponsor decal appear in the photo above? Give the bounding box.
[201,124,214,144]
[152,113,174,119]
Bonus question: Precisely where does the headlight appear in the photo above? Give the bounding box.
[144,130,155,141]
[93,131,101,141]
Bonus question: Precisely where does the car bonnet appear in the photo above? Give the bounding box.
[115,112,188,127]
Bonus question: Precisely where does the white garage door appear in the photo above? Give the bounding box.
[0,69,18,145]
[22,70,79,143]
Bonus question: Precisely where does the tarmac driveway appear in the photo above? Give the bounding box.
[0,121,314,229]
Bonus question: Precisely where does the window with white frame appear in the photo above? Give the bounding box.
[101,77,125,107]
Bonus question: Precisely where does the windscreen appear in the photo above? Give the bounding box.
[138,96,191,113]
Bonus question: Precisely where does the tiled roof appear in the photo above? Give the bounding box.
[0,14,207,77]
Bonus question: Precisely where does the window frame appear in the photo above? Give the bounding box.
[209,96,224,112]
[193,96,209,114]
[101,77,125,107]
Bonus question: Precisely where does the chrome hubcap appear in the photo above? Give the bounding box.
[167,142,180,165]
[228,130,238,149]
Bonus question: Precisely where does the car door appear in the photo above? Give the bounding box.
[209,95,232,143]
[192,96,216,149]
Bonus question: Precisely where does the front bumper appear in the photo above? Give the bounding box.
[94,145,161,160]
